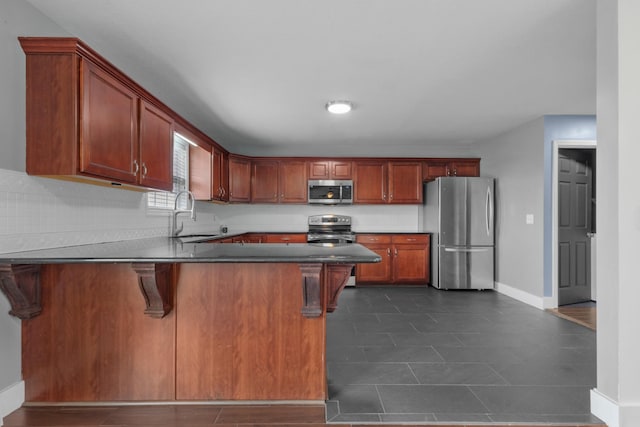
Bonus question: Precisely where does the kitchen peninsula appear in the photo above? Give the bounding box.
[0,237,380,403]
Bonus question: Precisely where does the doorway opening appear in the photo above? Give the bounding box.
[552,140,597,308]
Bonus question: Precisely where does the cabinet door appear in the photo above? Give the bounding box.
[392,244,429,283]
[450,160,480,177]
[279,160,307,203]
[80,60,138,184]
[308,161,331,179]
[354,161,387,203]
[356,244,392,283]
[212,147,229,201]
[251,160,279,203]
[309,160,352,179]
[388,162,423,203]
[139,100,174,191]
[332,161,353,179]
[189,143,212,200]
[392,234,430,284]
[423,161,450,181]
[228,155,251,202]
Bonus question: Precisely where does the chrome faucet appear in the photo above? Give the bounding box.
[171,190,196,237]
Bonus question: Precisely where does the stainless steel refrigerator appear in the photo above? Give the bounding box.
[424,177,495,289]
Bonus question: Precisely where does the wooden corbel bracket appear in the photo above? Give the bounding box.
[325,263,354,313]
[0,264,42,319]
[299,263,323,318]
[131,263,174,319]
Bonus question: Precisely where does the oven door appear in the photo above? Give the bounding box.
[306,233,355,244]
[306,233,356,286]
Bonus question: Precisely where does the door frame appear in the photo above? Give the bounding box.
[551,139,597,308]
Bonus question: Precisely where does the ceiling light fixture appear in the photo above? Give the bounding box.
[326,100,352,114]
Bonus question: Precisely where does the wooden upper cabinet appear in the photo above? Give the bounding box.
[308,160,352,179]
[80,60,139,184]
[354,160,422,204]
[212,146,229,202]
[228,155,251,202]
[20,38,175,191]
[354,161,388,203]
[423,161,450,181]
[252,160,307,203]
[252,159,279,203]
[449,159,480,177]
[138,100,174,191]
[423,159,480,181]
[279,160,307,203]
[388,161,422,203]
[188,143,212,201]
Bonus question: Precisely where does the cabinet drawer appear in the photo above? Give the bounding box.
[263,234,307,243]
[392,234,429,244]
[356,234,392,244]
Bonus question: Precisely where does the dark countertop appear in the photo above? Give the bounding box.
[0,237,381,264]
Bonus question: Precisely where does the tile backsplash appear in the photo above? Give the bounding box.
[0,167,424,254]
[0,168,174,254]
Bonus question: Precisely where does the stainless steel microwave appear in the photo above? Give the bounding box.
[308,180,353,205]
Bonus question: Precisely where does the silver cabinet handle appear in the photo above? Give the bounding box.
[386,248,391,256]
[142,162,148,178]
[394,248,398,256]
[133,160,139,176]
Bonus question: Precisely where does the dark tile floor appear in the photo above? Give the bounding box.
[325,286,602,424]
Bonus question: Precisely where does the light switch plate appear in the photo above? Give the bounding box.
[526,214,534,225]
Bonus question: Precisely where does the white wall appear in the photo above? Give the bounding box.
[476,118,546,298]
[590,1,640,426]
[0,0,68,411]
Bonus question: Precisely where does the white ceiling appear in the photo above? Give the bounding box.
[26,0,596,157]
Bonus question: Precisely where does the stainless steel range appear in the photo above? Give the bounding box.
[307,214,356,285]
[307,214,355,244]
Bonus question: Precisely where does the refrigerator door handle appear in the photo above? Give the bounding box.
[444,247,491,253]
[486,185,493,237]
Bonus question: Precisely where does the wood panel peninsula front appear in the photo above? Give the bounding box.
[0,238,380,403]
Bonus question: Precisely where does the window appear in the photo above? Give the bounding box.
[147,133,190,209]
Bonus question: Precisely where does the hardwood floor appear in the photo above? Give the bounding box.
[547,306,597,331]
[2,404,607,427]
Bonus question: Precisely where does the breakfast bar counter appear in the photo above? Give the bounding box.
[0,238,380,404]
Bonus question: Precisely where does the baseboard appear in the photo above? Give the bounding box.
[0,381,24,425]
[494,281,548,310]
[591,388,640,427]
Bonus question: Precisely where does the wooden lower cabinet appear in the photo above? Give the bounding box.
[263,233,307,243]
[356,234,430,285]
[213,233,305,244]
[176,263,326,400]
[21,262,329,402]
[22,264,176,401]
